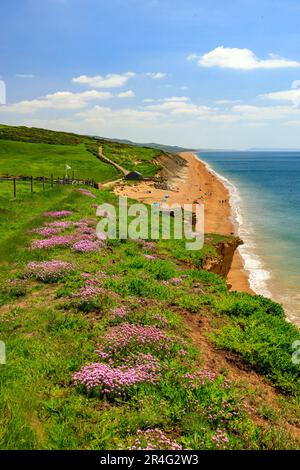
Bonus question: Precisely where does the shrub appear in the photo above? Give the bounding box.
[214,292,284,318]
[212,312,300,394]
[144,259,176,281]
[174,293,212,313]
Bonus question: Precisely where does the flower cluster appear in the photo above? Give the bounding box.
[77,188,96,199]
[136,239,156,251]
[71,278,110,312]
[73,278,105,301]
[144,254,157,260]
[96,323,173,360]
[110,306,127,319]
[42,210,73,218]
[129,429,183,450]
[73,353,160,397]
[183,369,218,388]
[211,429,229,448]
[207,397,241,422]
[31,235,74,250]
[72,239,102,253]
[46,220,74,229]
[31,227,63,236]
[170,277,182,285]
[25,260,74,282]
[96,231,107,242]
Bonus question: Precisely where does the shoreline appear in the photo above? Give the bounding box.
[115,151,253,293]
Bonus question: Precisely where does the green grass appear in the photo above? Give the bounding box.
[0,125,167,180]
[99,140,162,177]
[0,140,119,181]
[210,292,300,395]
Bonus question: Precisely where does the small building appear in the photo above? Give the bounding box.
[124,171,144,181]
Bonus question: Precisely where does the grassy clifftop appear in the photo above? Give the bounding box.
[0,125,166,181]
[0,125,299,450]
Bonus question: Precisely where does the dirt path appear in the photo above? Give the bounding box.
[98,146,129,176]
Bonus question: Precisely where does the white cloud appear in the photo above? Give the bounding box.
[16,74,35,79]
[145,72,167,79]
[188,46,300,70]
[77,105,163,127]
[187,53,198,61]
[117,90,135,98]
[232,104,300,120]
[262,82,300,107]
[161,96,190,102]
[215,99,241,105]
[144,96,211,116]
[292,80,300,89]
[0,90,113,113]
[72,72,135,88]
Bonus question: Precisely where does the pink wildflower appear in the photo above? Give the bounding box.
[31,235,74,249]
[25,260,74,282]
[42,210,73,218]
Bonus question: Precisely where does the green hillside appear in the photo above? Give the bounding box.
[0,125,164,181]
[0,140,119,181]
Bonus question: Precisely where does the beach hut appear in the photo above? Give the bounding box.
[124,171,144,181]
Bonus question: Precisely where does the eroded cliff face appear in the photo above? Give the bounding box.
[202,237,243,278]
[156,153,187,180]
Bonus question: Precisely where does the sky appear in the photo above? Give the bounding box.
[1,0,300,149]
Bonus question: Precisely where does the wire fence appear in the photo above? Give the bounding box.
[0,174,98,198]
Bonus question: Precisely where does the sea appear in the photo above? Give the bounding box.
[197,151,300,327]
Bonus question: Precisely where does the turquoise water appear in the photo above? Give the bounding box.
[198,151,300,326]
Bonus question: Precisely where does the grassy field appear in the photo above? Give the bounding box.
[0,140,120,182]
[0,125,165,180]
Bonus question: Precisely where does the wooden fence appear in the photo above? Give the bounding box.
[0,174,98,198]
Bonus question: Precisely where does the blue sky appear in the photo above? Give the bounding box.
[1,0,300,148]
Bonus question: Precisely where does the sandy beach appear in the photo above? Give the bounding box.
[115,151,252,293]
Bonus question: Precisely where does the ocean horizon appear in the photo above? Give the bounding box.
[198,151,300,327]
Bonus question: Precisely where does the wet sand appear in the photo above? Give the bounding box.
[114,151,252,293]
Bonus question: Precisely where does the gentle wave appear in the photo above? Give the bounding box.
[195,154,272,297]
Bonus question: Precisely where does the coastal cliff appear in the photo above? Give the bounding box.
[203,237,243,278]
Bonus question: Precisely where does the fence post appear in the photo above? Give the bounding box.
[51,174,53,188]
[30,176,33,193]
[43,177,45,191]
[72,170,74,180]
[13,178,16,198]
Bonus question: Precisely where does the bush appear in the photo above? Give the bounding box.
[212,311,300,394]
[214,292,284,318]
[144,259,176,281]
